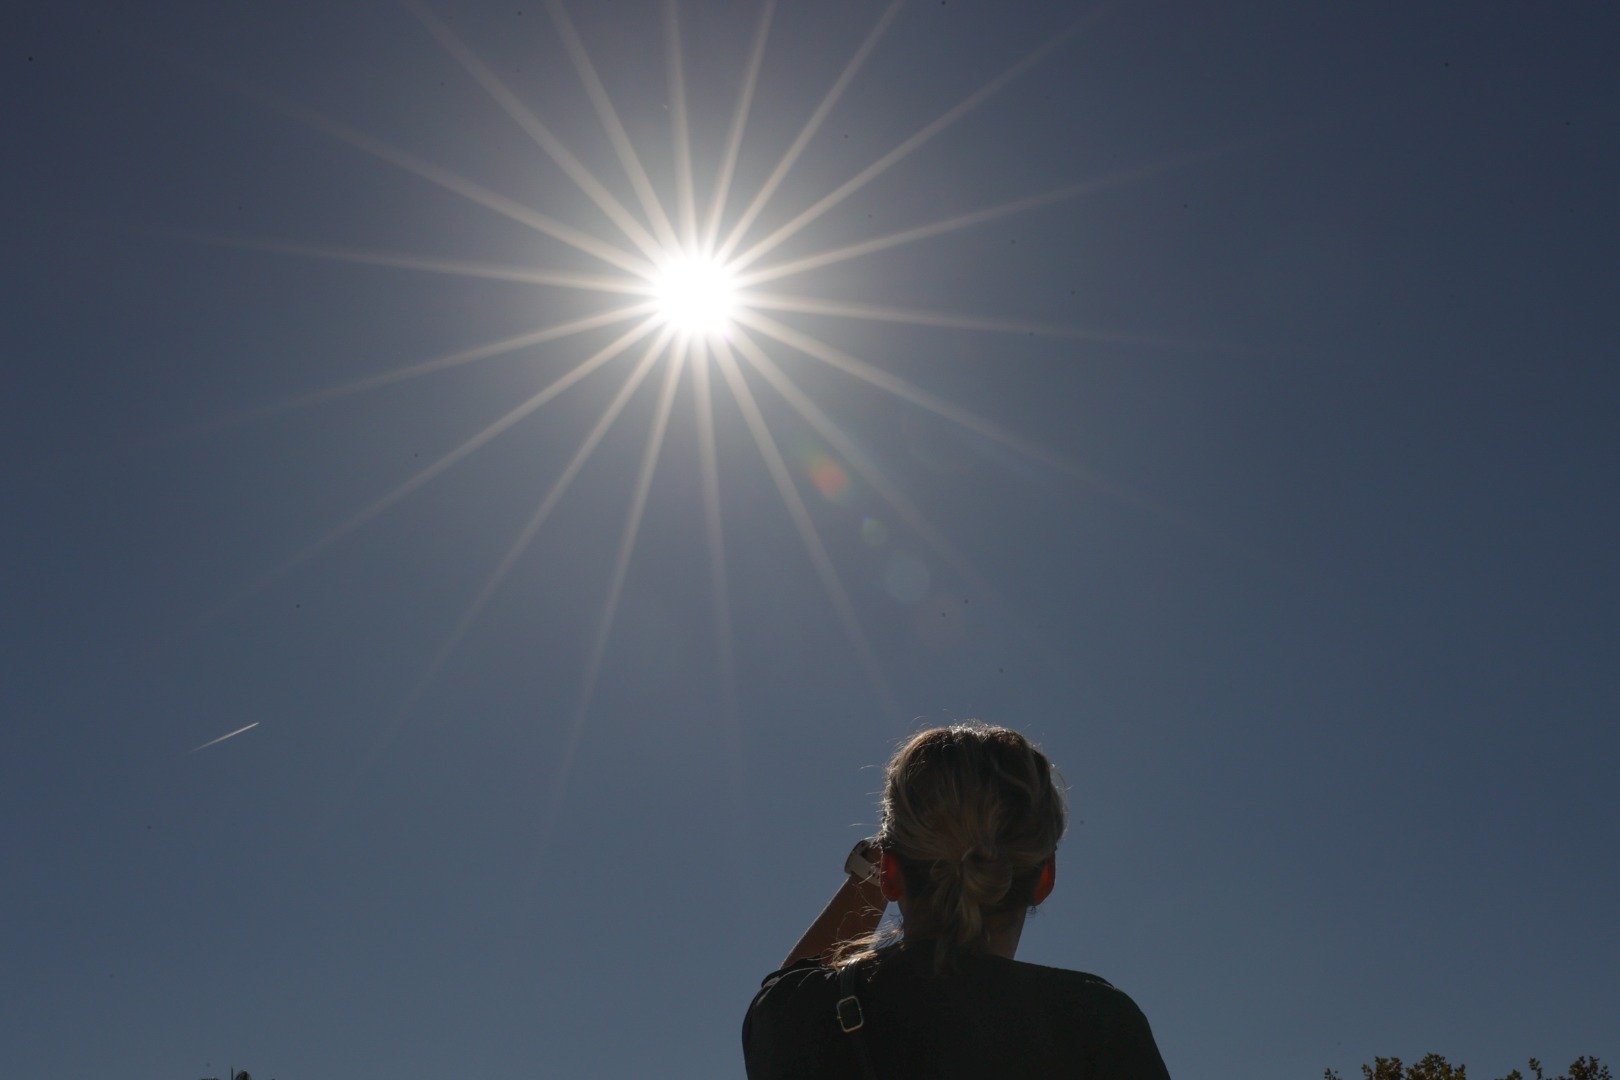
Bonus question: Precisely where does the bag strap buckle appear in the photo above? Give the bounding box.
[837,960,879,1078]
[836,993,865,1033]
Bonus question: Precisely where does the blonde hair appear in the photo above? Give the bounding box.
[838,722,1067,973]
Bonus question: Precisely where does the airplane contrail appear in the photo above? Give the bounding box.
[189,721,260,753]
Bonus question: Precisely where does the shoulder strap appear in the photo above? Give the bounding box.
[836,961,879,1080]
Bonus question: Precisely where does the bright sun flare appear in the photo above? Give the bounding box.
[225,1,1124,810]
[651,252,741,335]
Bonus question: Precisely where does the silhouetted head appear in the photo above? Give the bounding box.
[858,723,1067,971]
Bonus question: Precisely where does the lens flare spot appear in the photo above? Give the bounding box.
[804,451,850,502]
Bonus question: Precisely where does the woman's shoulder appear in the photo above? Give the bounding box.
[742,960,852,1078]
[1005,957,1155,1022]
[744,959,843,1032]
[981,957,1168,1075]
[999,955,1134,998]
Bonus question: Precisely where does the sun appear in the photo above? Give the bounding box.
[651,251,741,336]
[212,1,1128,809]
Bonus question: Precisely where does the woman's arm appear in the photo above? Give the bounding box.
[780,873,887,969]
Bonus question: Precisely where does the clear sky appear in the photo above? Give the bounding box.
[4,2,1616,1077]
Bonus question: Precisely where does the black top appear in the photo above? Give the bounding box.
[743,943,1172,1078]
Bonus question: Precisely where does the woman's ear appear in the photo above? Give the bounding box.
[879,851,905,902]
[1032,854,1057,906]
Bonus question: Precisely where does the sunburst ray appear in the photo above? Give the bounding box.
[198,305,658,442]
[702,0,775,251]
[743,292,1188,346]
[710,337,894,710]
[241,82,653,277]
[168,230,645,293]
[728,327,998,602]
[738,164,1175,288]
[729,8,1107,272]
[728,330,1120,700]
[252,316,661,592]
[544,343,688,838]
[741,308,1200,532]
[546,0,681,252]
[663,0,699,248]
[388,326,675,732]
[690,339,738,721]
[737,310,1112,492]
[713,0,904,262]
[404,0,666,261]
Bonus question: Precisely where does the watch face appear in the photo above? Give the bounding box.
[846,841,880,883]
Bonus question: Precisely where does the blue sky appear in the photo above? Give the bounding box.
[4,2,1616,1077]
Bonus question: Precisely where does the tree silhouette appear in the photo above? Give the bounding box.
[1324,1054,1609,1080]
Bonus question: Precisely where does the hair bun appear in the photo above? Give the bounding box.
[957,844,998,866]
[954,843,1013,907]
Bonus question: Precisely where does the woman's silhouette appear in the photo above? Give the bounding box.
[743,723,1171,1078]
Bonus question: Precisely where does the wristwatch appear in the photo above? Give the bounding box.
[844,838,882,885]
